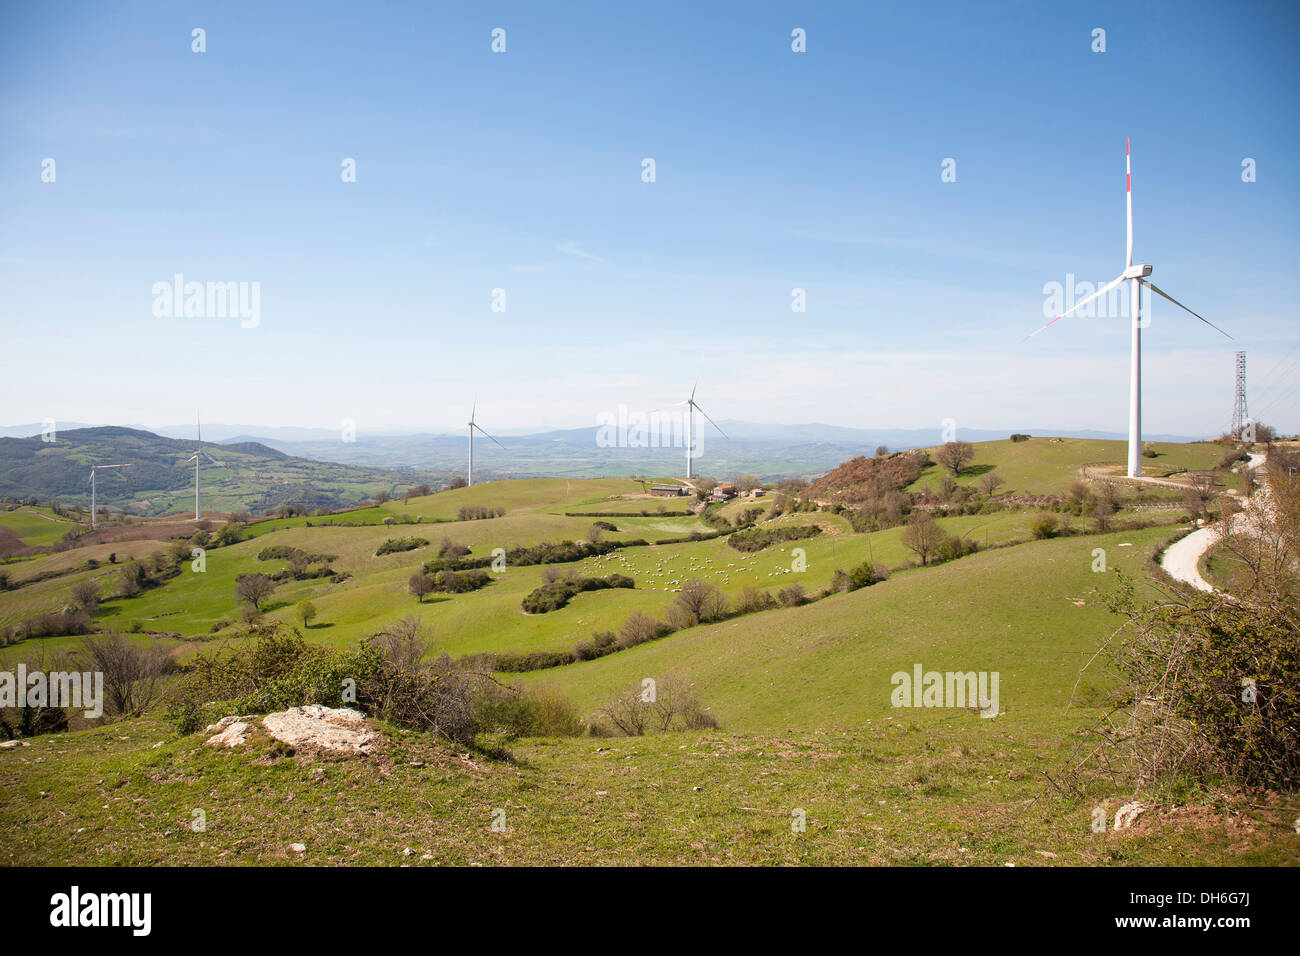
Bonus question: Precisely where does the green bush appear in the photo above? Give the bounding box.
[727,524,822,553]
[376,536,430,556]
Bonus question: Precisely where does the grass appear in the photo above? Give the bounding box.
[907,437,1224,496]
[1,443,1293,867]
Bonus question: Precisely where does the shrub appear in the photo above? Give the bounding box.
[432,568,492,594]
[672,578,729,625]
[521,574,635,614]
[1010,433,1031,442]
[734,586,777,613]
[82,632,172,719]
[1031,514,1059,539]
[618,610,664,648]
[728,524,822,553]
[777,584,806,607]
[376,536,430,556]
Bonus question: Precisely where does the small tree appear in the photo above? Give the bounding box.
[409,571,434,603]
[935,441,975,476]
[296,600,318,628]
[235,573,275,610]
[875,445,889,457]
[978,471,1004,496]
[70,580,101,614]
[901,512,943,565]
[673,578,729,626]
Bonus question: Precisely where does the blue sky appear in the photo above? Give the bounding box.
[1,0,1297,439]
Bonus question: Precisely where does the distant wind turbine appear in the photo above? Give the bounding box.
[89,463,131,528]
[1020,140,1232,477]
[186,414,227,520]
[665,382,728,480]
[466,400,505,487]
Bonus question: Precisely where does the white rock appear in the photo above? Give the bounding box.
[290,843,306,854]
[1113,801,1148,830]
[261,705,377,755]
[203,715,253,734]
[205,721,251,749]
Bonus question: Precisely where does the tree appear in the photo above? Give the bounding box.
[901,511,944,565]
[672,578,729,626]
[938,474,958,502]
[409,571,434,603]
[447,477,467,490]
[694,477,718,500]
[1183,473,1217,520]
[70,580,101,614]
[374,490,391,505]
[80,632,168,719]
[585,523,604,544]
[978,471,1004,496]
[296,600,318,628]
[935,441,975,475]
[875,445,889,457]
[235,573,275,610]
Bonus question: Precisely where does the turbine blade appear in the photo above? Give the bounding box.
[1019,272,1126,344]
[1126,138,1133,268]
[693,403,728,439]
[1139,280,1233,339]
[204,453,225,467]
[649,401,690,414]
[690,381,698,402]
[473,423,506,449]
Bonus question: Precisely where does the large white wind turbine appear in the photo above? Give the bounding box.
[185,414,226,520]
[667,382,728,480]
[466,401,505,487]
[89,463,131,528]
[1021,140,1232,477]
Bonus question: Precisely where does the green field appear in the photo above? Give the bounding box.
[1,442,1292,866]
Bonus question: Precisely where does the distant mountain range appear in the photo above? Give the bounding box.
[0,422,1209,503]
[0,427,420,517]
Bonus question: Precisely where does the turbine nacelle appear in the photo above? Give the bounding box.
[1123,264,1153,279]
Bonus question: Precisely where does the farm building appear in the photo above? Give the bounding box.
[649,485,687,497]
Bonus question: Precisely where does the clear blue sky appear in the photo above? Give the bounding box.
[1,0,1297,439]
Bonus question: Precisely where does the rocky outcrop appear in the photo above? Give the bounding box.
[201,705,377,755]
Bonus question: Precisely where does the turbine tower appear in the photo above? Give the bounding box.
[1230,351,1249,440]
[667,383,728,480]
[466,401,504,487]
[89,463,131,528]
[1021,140,1232,477]
[185,414,226,520]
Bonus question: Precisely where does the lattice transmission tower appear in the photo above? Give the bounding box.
[1230,350,1249,439]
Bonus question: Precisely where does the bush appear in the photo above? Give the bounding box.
[777,584,806,607]
[834,562,889,593]
[932,534,979,564]
[1031,514,1059,539]
[1010,433,1031,442]
[15,609,93,639]
[734,586,777,613]
[521,574,635,614]
[672,578,729,625]
[599,676,717,736]
[727,524,822,553]
[376,536,430,556]
[432,568,492,594]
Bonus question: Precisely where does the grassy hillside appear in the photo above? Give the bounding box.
[2,441,1291,867]
[906,437,1222,496]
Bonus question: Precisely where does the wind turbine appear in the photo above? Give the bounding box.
[667,382,728,480]
[1021,140,1232,477]
[89,463,131,528]
[466,400,504,487]
[185,414,226,520]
